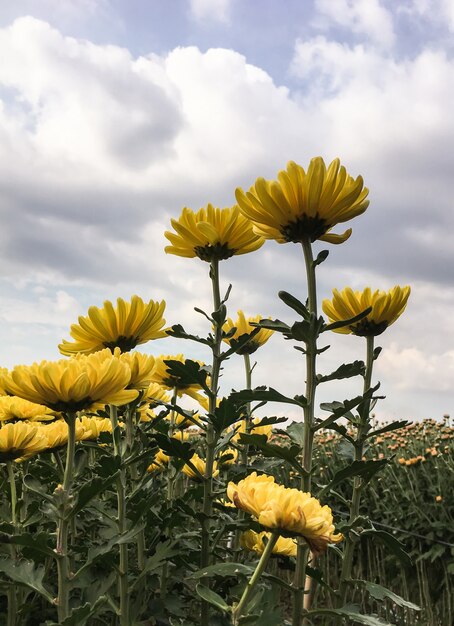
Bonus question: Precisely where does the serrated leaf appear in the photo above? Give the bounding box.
[356,580,420,610]
[165,324,212,346]
[195,584,229,613]
[152,433,195,462]
[286,421,306,446]
[45,598,106,625]
[131,540,178,591]
[238,434,306,475]
[230,386,307,408]
[22,475,54,503]
[163,358,210,392]
[316,386,380,430]
[0,558,54,602]
[72,473,119,517]
[319,460,388,497]
[0,532,56,559]
[306,607,396,625]
[317,361,365,384]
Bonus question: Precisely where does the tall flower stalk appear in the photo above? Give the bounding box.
[292,236,318,626]
[339,335,374,601]
[6,461,18,626]
[200,258,223,626]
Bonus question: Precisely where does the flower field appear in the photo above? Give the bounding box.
[0,157,452,626]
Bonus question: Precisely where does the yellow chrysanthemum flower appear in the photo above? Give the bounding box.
[218,447,238,467]
[147,449,170,473]
[59,296,167,355]
[164,204,264,262]
[222,311,274,354]
[182,453,219,480]
[227,472,342,553]
[322,286,411,336]
[235,158,369,245]
[232,418,273,442]
[77,416,113,440]
[0,422,48,462]
[113,349,155,390]
[241,530,297,558]
[38,419,87,450]
[150,355,207,406]
[0,349,138,412]
[0,396,58,422]
[0,367,8,395]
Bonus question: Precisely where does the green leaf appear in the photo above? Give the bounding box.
[165,324,212,346]
[221,328,260,359]
[72,473,119,517]
[0,558,54,602]
[355,580,420,611]
[230,386,307,408]
[319,460,388,497]
[238,434,306,475]
[366,420,409,439]
[0,532,56,559]
[209,396,246,433]
[190,562,254,578]
[323,307,372,332]
[316,386,380,430]
[317,361,365,384]
[278,291,310,319]
[313,249,329,267]
[131,540,178,591]
[286,421,306,446]
[306,607,397,625]
[361,529,412,567]
[152,433,195,462]
[251,319,292,335]
[44,598,106,625]
[195,584,229,613]
[163,358,210,393]
[22,475,54,503]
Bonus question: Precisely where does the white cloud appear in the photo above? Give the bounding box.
[189,0,232,23]
[0,17,454,418]
[399,0,454,32]
[314,0,395,48]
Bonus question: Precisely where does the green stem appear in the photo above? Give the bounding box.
[200,258,223,626]
[160,387,179,599]
[7,462,17,626]
[56,411,77,623]
[293,238,318,626]
[232,532,279,624]
[241,352,253,467]
[109,404,129,626]
[339,335,375,603]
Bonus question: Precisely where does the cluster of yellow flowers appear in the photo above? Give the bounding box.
[0,415,112,462]
[227,472,342,554]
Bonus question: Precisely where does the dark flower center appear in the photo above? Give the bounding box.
[194,242,236,262]
[103,336,139,352]
[351,319,389,337]
[280,215,329,243]
[49,397,94,412]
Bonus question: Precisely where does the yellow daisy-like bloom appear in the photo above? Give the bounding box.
[77,416,113,440]
[39,419,87,450]
[147,449,170,473]
[164,204,264,262]
[0,367,8,395]
[150,355,207,406]
[182,453,219,480]
[227,472,342,554]
[0,422,48,462]
[235,158,369,245]
[113,349,155,390]
[232,418,273,442]
[218,447,238,467]
[0,349,138,412]
[58,296,167,355]
[222,311,274,355]
[0,396,58,422]
[322,286,411,337]
[241,530,297,558]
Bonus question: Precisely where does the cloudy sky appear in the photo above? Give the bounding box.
[0,0,453,422]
